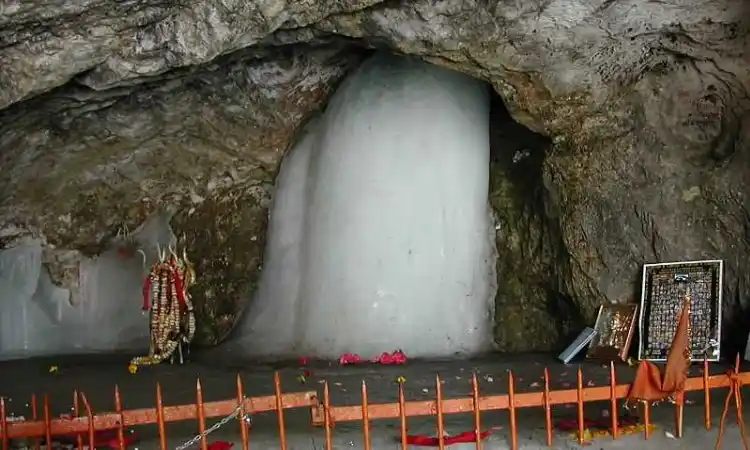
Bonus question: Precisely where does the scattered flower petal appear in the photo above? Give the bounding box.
[207,441,234,450]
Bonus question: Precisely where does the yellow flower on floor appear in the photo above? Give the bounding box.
[395,376,406,384]
[128,364,138,374]
[572,424,658,442]
[48,365,58,374]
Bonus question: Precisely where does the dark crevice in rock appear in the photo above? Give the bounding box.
[488,89,584,352]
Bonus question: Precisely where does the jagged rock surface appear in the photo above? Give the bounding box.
[1,0,748,351]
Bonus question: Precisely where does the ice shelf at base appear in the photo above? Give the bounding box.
[233,52,497,359]
[0,213,176,360]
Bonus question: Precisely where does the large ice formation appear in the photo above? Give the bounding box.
[0,212,175,360]
[234,53,497,359]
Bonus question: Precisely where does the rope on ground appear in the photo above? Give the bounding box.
[714,369,749,450]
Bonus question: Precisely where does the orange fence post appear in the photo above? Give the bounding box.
[361,381,371,450]
[715,354,750,450]
[675,390,685,438]
[576,368,584,445]
[543,368,552,446]
[508,371,518,450]
[471,373,482,450]
[398,381,408,449]
[195,380,208,450]
[80,393,95,450]
[73,390,83,450]
[30,394,39,450]
[42,396,52,450]
[235,375,250,450]
[273,372,288,450]
[114,386,126,450]
[643,401,651,440]
[156,383,168,450]
[609,362,619,439]
[435,375,445,450]
[704,359,711,430]
[322,381,333,450]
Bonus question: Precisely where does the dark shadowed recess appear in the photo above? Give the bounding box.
[488,90,585,352]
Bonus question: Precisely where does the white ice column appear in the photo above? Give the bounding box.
[236,53,497,359]
[234,120,318,355]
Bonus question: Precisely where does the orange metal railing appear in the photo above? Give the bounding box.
[1,358,747,450]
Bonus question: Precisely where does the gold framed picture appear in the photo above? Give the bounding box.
[586,304,638,361]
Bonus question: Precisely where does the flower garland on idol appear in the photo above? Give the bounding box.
[130,244,196,366]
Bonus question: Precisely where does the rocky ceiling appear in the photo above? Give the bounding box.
[1,0,749,350]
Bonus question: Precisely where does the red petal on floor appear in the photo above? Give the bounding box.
[403,429,496,446]
[207,441,234,450]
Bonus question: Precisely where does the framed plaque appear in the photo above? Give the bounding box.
[638,260,722,362]
[586,304,638,361]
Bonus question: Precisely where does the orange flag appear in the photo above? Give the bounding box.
[628,294,691,402]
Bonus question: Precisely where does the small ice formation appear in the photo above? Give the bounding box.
[234,53,497,359]
[0,212,175,360]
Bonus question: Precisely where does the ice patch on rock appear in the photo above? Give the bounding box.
[233,53,497,359]
[0,212,175,360]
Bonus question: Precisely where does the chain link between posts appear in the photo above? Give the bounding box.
[174,401,252,450]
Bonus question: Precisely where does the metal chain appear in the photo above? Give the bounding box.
[174,402,252,450]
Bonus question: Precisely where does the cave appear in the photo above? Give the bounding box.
[0,1,748,361]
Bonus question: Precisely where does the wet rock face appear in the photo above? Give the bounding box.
[171,179,272,346]
[1,0,749,351]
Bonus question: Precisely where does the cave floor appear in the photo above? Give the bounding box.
[1,352,748,449]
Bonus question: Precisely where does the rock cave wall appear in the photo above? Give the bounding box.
[0,0,748,357]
